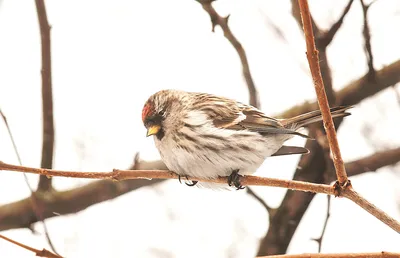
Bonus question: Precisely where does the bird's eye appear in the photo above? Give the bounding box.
[158,110,165,116]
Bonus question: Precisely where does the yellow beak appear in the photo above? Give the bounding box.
[146,125,161,137]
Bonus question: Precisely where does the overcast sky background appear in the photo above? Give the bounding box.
[0,0,400,257]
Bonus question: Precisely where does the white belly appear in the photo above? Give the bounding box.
[154,128,289,179]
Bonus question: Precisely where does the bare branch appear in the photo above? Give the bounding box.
[0,162,335,195]
[198,0,260,108]
[1,162,400,233]
[0,234,62,258]
[317,0,355,48]
[258,252,400,258]
[311,195,331,252]
[279,59,400,118]
[35,0,55,192]
[0,108,59,254]
[298,0,348,184]
[340,183,400,233]
[246,187,274,215]
[360,0,376,81]
[343,147,400,179]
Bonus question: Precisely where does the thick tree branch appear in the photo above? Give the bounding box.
[279,59,400,118]
[35,0,55,192]
[198,0,260,108]
[0,234,61,258]
[341,147,400,179]
[258,252,400,258]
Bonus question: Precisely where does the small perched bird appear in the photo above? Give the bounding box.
[142,89,351,189]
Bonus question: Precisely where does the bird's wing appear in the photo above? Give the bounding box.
[191,93,309,138]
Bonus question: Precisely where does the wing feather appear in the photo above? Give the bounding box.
[190,93,306,137]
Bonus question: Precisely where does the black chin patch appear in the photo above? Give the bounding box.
[156,128,165,141]
[145,114,165,141]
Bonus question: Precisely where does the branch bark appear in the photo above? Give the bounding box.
[299,0,348,184]
[35,0,55,192]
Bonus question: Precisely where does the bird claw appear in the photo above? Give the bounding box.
[178,175,198,187]
[185,181,198,186]
[227,170,245,190]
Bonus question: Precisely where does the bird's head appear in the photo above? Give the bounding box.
[142,90,184,140]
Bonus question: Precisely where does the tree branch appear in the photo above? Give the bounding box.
[35,0,55,192]
[198,0,260,108]
[342,147,400,179]
[360,0,376,81]
[0,108,59,254]
[279,59,400,119]
[311,195,331,252]
[0,155,162,232]
[317,0,354,48]
[0,234,61,258]
[298,0,348,184]
[1,162,400,233]
[258,252,400,258]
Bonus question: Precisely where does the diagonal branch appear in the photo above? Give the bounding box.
[279,59,400,118]
[298,0,348,184]
[317,0,354,48]
[35,0,55,192]
[197,0,260,108]
[0,234,62,258]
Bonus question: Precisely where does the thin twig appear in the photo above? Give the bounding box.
[246,187,274,215]
[0,234,62,258]
[35,0,55,192]
[258,252,400,258]
[317,0,354,48]
[0,162,334,195]
[198,0,260,108]
[1,162,400,232]
[0,108,59,254]
[311,195,331,252]
[1,149,398,232]
[298,0,348,185]
[360,0,376,81]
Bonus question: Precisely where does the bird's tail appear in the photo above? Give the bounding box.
[281,106,352,130]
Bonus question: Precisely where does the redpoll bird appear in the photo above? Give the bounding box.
[142,89,351,189]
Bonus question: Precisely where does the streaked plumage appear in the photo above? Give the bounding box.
[142,89,351,189]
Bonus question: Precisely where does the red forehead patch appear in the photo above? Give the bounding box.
[141,102,153,122]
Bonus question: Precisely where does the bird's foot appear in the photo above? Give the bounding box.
[178,175,198,187]
[227,169,245,190]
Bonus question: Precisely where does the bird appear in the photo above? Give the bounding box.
[141,89,351,189]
